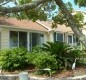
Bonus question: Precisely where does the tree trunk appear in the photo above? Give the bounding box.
[55,0,86,48]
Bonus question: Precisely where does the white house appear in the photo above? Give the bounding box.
[0,17,79,51]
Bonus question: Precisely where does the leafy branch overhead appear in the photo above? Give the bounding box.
[52,11,85,28]
[74,0,86,7]
[52,2,85,28]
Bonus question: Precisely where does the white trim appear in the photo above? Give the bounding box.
[36,21,51,31]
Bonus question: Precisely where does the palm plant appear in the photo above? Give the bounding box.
[42,41,80,70]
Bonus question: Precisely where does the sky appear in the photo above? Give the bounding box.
[64,0,86,11]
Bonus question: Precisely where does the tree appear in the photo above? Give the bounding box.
[0,0,86,47]
[74,0,86,7]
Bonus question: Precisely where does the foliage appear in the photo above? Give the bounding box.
[32,45,43,53]
[14,8,47,21]
[27,50,57,70]
[42,41,81,70]
[0,48,29,71]
[65,2,73,12]
[9,0,57,21]
[73,12,84,28]
[77,49,86,65]
[0,47,57,71]
[18,0,32,5]
[53,11,84,28]
[74,0,86,7]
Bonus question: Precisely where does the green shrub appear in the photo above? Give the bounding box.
[28,51,57,70]
[32,45,43,53]
[0,48,29,71]
[42,41,81,70]
[76,50,86,66]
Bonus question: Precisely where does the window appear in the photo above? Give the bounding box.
[68,34,80,45]
[68,35,72,43]
[54,32,63,42]
[29,33,44,51]
[10,31,27,48]
[19,32,27,48]
[54,32,56,42]
[57,33,63,42]
[10,31,18,47]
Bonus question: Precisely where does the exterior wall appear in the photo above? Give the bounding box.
[64,32,68,43]
[0,27,48,50]
[0,26,78,50]
[46,31,54,42]
[53,31,78,46]
[1,28,9,49]
[43,32,48,43]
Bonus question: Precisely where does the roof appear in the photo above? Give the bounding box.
[0,17,48,32]
[0,17,73,33]
[37,20,73,33]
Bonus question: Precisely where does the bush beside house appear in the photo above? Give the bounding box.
[0,42,84,73]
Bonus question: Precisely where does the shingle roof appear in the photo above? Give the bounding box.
[0,17,48,32]
[37,20,73,33]
[0,17,73,33]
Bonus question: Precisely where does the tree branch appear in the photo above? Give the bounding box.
[55,0,86,47]
[0,1,10,6]
[0,0,49,14]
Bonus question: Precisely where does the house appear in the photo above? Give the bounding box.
[0,17,79,51]
[37,20,79,46]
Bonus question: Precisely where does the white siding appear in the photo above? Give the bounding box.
[64,32,68,43]
[46,31,54,42]
[44,32,48,43]
[0,27,54,49]
[1,28,9,49]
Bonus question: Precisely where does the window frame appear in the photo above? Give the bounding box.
[67,34,73,44]
[67,34,78,45]
[10,31,27,48]
[54,32,64,42]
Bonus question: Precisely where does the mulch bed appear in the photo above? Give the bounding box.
[1,66,86,78]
